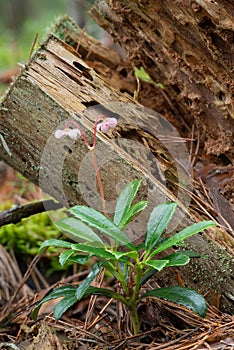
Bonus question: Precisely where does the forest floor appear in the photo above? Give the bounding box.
[0,165,233,349]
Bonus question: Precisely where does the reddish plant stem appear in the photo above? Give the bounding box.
[93,115,105,149]
[91,150,107,216]
[65,118,107,215]
[65,120,91,149]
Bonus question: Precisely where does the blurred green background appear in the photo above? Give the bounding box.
[0,0,102,84]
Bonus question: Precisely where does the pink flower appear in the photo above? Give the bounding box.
[97,118,117,133]
[55,128,80,140]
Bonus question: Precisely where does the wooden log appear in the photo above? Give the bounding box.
[51,16,137,95]
[91,0,234,162]
[0,31,183,210]
[0,18,233,312]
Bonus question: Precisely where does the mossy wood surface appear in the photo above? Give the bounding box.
[0,18,233,312]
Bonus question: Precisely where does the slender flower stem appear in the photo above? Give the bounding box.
[93,115,105,149]
[65,120,91,149]
[90,149,107,216]
[65,118,107,215]
[57,116,117,216]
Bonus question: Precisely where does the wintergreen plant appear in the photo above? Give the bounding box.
[32,180,215,334]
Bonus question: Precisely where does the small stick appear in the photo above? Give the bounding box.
[84,268,106,329]
[28,33,39,63]
[87,297,114,330]
[76,27,85,53]
[1,254,40,316]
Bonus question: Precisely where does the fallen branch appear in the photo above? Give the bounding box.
[0,199,63,227]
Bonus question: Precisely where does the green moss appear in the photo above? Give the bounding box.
[0,211,60,256]
[0,207,76,276]
[185,237,234,294]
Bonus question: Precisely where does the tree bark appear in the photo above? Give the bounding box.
[0,17,233,313]
[91,0,234,162]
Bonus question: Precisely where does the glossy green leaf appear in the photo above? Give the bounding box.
[140,251,200,287]
[83,286,128,304]
[114,179,143,227]
[70,206,135,249]
[71,244,115,259]
[31,284,127,321]
[83,286,116,298]
[141,286,207,318]
[144,259,169,271]
[110,250,139,262]
[178,250,207,259]
[56,217,104,245]
[38,239,72,254]
[75,263,101,300]
[145,202,177,252]
[149,221,215,258]
[59,249,75,266]
[164,252,190,267]
[54,294,78,319]
[31,285,77,320]
[118,200,148,229]
[69,254,92,265]
[136,242,145,251]
[140,253,194,286]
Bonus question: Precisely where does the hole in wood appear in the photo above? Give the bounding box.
[198,16,215,30]
[82,101,99,108]
[183,97,192,106]
[210,32,226,51]
[154,28,161,38]
[119,68,128,77]
[73,61,93,81]
[218,91,226,101]
[218,154,232,166]
[120,87,134,95]
[172,84,181,94]
[63,145,72,154]
[55,66,84,86]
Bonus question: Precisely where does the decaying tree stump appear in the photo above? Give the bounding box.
[91,0,234,162]
[0,17,233,313]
